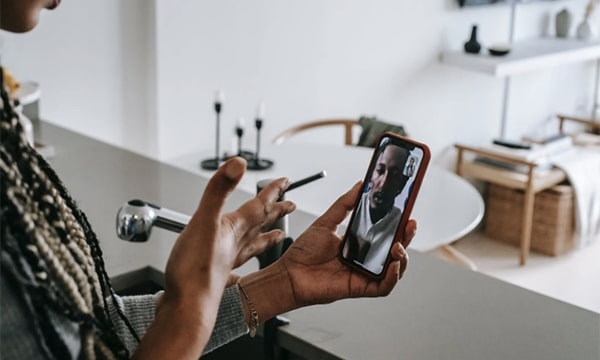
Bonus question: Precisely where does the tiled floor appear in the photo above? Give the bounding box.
[446,230,600,314]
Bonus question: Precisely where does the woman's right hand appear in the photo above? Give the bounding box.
[134,157,295,359]
[164,157,295,300]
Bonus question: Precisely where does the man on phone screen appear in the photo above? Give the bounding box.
[342,139,410,274]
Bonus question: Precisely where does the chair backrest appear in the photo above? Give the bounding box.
[356,116,408,148]
[557,114,600,135]
[272,116,408,147]
[272,119,359,145]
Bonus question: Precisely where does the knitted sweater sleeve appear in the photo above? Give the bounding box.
[108,285,249,356]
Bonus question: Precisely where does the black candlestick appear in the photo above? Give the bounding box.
[227,120,256,162]
[200,101,223,170]
[255,118,263,161]
[215,102,221,162]
[236,125,244,157]
[246,117,274,170]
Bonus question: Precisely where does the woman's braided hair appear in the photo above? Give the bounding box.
[0,68,139,359]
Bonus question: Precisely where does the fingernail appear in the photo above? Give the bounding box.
[399,246,407,258]
[225,158,246,179]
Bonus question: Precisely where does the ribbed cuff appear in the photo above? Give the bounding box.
[203,285,249,354]
[108,285,248,356]
[108,292,161,354]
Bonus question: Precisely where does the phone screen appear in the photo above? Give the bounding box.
[340,134,429,277]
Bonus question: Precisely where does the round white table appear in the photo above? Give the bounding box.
[170,143,484,252]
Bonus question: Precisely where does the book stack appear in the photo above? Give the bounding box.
[474,135,574,174]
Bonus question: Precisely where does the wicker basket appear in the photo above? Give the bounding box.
[484,183,575,256]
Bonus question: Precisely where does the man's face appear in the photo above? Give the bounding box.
[368,145,407,213]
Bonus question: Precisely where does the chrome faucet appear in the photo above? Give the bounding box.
[116,199,191,242]
[116,171,326,243]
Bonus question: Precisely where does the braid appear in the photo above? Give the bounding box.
[0,67,138,359]
[36,147,143,346]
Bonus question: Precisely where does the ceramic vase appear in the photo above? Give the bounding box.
[464,25,482,54]
[577,16,598,41]
[555,8,572,38]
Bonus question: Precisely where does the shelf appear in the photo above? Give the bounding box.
[441,38,600,77]
[458,161,566,192]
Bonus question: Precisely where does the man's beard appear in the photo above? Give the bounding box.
[372,191,391,208]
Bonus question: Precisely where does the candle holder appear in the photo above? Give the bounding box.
[223,118,259,163]
[200,95,224,170]
[247,116,274,170]
[236,123,244,156]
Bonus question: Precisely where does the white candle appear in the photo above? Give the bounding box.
[256,101,266,119]
[236,117,245,129]
[215,90,225,104]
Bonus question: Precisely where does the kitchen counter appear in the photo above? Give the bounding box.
[39,122,600,360]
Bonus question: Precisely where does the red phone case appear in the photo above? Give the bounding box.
[339,132,431,279]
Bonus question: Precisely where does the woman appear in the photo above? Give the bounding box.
[0,1,415,358]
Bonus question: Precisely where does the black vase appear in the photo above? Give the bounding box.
[464,25,482,54]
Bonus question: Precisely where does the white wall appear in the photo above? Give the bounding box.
[2,0,596,165]
[1,0,157,156]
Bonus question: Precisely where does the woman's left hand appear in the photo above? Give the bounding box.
[237,181,416,325]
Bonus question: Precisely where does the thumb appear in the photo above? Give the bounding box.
[192,157,247,224]
[315,181,362,230]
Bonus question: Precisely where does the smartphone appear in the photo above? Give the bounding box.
[339,132,430,279]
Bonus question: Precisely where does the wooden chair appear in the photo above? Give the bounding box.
[272,116,409,148]
[272,118,360,145]
[557,114,600,135]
